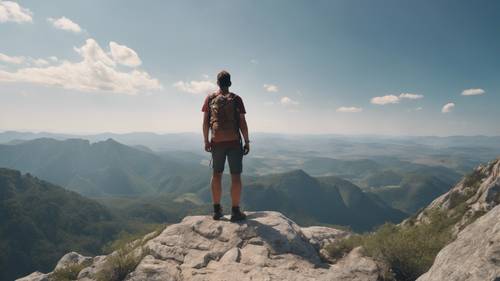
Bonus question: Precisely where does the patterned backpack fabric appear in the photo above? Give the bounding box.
[208,93,240,139]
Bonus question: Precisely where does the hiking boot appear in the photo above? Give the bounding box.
[230,206,246,222]
[213,204,223,220]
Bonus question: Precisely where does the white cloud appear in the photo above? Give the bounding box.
[442,102,455,113]
[280,96,299,106]
[263,84,278,92]
[0,53,25,64]
[371,95,400,105]
[415,107,423,111]
[109,41,142,67]
[47,17,82,33]
[0,38,161,95]
[461,88,485,96]
[250,59,258,64]
[173,80,217,95]
[31,58,49,67]
[0,53,57,67]
[371,93,424,105]
[399,93,423,99]
[336,106,363,113]
[0,1,32,23]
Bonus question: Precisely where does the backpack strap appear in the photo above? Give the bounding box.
[232,93,242,141]
[207,93,217,128]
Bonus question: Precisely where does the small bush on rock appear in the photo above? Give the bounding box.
[95,225,163,281]
[326,210,455,281]
[50,262,90,281]
[96,245,146,281]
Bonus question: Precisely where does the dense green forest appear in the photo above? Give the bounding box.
[0,168,190,281]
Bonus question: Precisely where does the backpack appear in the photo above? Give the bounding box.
[208,93,241,140]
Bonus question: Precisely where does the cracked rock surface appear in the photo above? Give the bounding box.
[18,211,381,281]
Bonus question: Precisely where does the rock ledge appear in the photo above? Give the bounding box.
[18,211,381,281]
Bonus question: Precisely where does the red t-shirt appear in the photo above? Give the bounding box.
[202,92,246,146]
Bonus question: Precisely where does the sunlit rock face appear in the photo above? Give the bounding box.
[416,204,500,281]
[18,211,382,281]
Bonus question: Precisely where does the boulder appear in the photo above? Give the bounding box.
[54,252,93,271]
[417,204,500,281]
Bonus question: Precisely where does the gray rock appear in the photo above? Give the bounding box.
[19,211,382,281]
[54,251,93,271]
[410,157,500,233]
[417,204,500,281]
[125,255,180,281]
[76,255,108,280]
[301,226,350,250]
[15,272,49,281]
[218,247,241,263]
[322,247,381,281]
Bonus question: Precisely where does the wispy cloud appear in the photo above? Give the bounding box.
[371,93,424,105]
[442,102,455,113]
[280,96,299,106]
[0,1,32,23]
[399,93,423,100]
[0,53,59,67]
[371,94,400,105]
[250,59,258,64]
[109,41,142,67]
[336,106,363,113]
[461,88,485,96]
[0,53,25,64]
[0,38,161,95]
[31,58,49,67]
[263,84,279,92]
[47,16,82,33]
[173,80,217,95]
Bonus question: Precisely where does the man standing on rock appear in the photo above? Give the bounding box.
[202,70,250,221]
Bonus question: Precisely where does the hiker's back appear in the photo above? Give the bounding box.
[208,92,242,142]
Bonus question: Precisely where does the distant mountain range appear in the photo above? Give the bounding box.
[0,138,207,197]
[236,170,406,232]
[0,137,459,225]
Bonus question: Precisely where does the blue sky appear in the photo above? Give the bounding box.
[0,0,499,135]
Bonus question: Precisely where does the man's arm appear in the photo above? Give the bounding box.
[239,114,249,143]
[203,111,211,151]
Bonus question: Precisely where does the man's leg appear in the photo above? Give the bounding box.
[228,145,246,221]
[211,145,226,220]
[230,174,242,207]
[211,172,223,204]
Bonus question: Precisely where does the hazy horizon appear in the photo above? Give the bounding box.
[3,129,500,138]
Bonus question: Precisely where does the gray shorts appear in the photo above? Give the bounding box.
[211,144,243,174]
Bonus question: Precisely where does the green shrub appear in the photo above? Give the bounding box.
[96,245,145,281]
[462,169,483,189]
[96,225,162,281]
[326,210,455,281]
[325,235,363,260]
[50,262,90,281]
[102,224,165,254]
